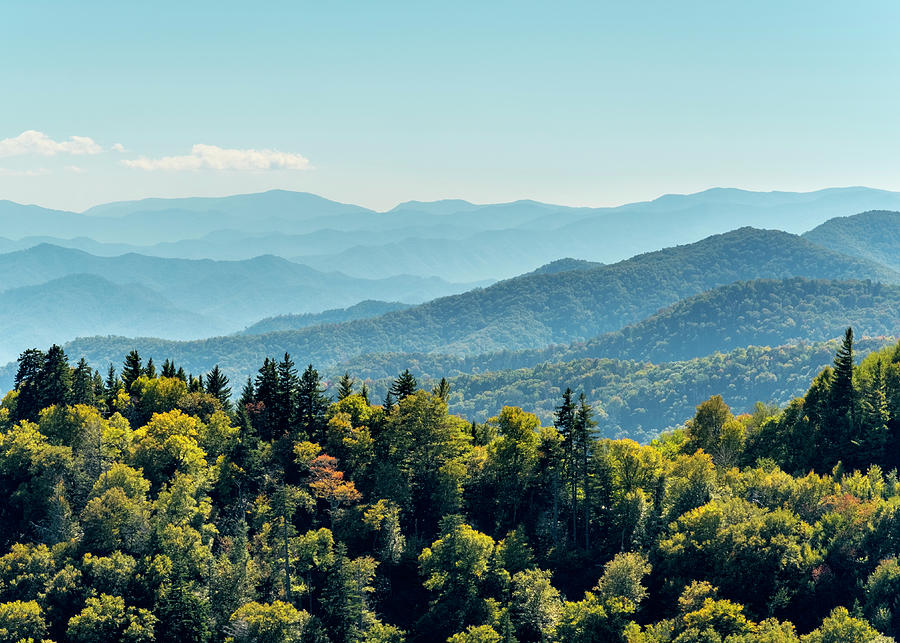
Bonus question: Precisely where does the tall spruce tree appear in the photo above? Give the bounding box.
[14,348,46,422]
[122,350,143,390]
[832,327,856,420]
[575,393,597,548]
[554,388,577,545]
[254,358,280,441]
[205,365,232,410]
[71,358,95,406]
[297,364,328,443]
[275,354,299,438]
[433,377,450,402]
[337,372,355,401]
[390,369,418,401]
[143,357,156,379]
[39,345,72,409]
[161,359,177,378]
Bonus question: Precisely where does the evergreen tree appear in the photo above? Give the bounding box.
[554,388,577,545]
[433,377,451,402]
[275,354,299,438]
[71,358,95,406]
[297,364,328,443]
[239,376,255,408]
[205,365,232,410]
[382,390,394,415]
[832,327,856,420]
[121,350,143,390]
[175,366,187,382]
[103,364,121,416]
[390,369,418,401]
[14,348,46,421]
[254,358,280,441]
[189,373,204,393]
[337,372,355,401]
[39,345,72,409]
[143,357,156,379]
[574,393,597,548]
[359,383,370,405]
[161,359,177,378]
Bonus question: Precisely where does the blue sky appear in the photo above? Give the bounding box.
[1,0,898,211]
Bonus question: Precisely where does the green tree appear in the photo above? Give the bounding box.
[227,601,310,643]
[337,372,355,401]
[0,599,47,642]
[205,365,232,411]
[390,369,418,401]
[122,350,143,391]
[66,593,156,642]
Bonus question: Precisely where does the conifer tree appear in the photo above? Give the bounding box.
[433,377,450,402]
[176,366,187,382]
[554,388,577,544]
[205,365,232,410]
[337,372,354,401]
[275,354,299,437]
[297,364,328,442]
[239,376,255,408]
[390,369,418,401]
[161,359,177,378]
[104,364,121,416]
[382,390,394,415]
[71,357,95,406]
[121,350,143,390]
[575,393,597,548]
[832,327,856,420]
[14,348,46,421]
[359,383,370,405]
[254,358,280,441]
[39,344,72,409]
[143,357,156,379]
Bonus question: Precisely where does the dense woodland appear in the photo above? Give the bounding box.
[1,329,900,641]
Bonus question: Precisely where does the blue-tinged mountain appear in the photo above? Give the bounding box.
[241,300,412,335]
[53,227,900,386]
[0,244,479,330]
[0,274,226,364]
[803,210,900,272]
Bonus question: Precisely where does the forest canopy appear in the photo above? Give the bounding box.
[0,330,899,641]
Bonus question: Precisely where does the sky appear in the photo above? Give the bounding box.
[1,0,899,212]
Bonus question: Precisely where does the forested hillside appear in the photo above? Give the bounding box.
[52,228,900,389]
[241,301,413,336]
[1,332,899,641]
[804,210,900,271]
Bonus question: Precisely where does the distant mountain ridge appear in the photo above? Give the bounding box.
[47,227,900,389]
[803,210,900,271]
[4,187,900,280]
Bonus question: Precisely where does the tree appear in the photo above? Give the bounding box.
[574,393,597,548]
[433,377,450,402]
[66,594,156,642]
[309,455,362,530]
[72,357,95,406]
[13,348,46,421]
[596,552,651,607]
[390,369,418,401]
[337,372,355,401]
[511,568,562,642]
[555,388,577,545]
[144,357,157,379]
[228,601,310,643]
[204,365,232,410]
[39,344,72,410]
[801,607,880,643]
[121,350,143,390]
[0,599,48,641]
[161,359,177,378]
[297,364,329,443]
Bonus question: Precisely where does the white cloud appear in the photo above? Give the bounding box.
[65,165,86,174]
[0,167,50,176]
[122,143,312,171]
[0,130,103,157]
[111,143,126,152]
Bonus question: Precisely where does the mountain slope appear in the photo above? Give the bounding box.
[0,244,480,327]
[0,274,224,363]
[803,210,900,271]
[241,300,412,335]
[54,227,900,386]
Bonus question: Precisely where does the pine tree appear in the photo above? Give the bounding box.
[71,357,95,406]
[176,366,187,382]
[832,327,856,420]
[433,377,450,402]
[826,327,857,464]
[554,388,577,545]
[575,393,597,549]
[297,364,328,442]
[359,383,370,405]
[862,360,891,462]
[275,354,300,437]
[39,344,72,409]
[390,369,418,401]
[254,358,280,441]
[161,359,177,378]
[382,390,394,415]
[14,348,46,421]
[104,364,122,417]
[239,376,255,408]
[205,365,232,410]
[337,372,355,400]
[144,357,156,379]
[122,350,143,390]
